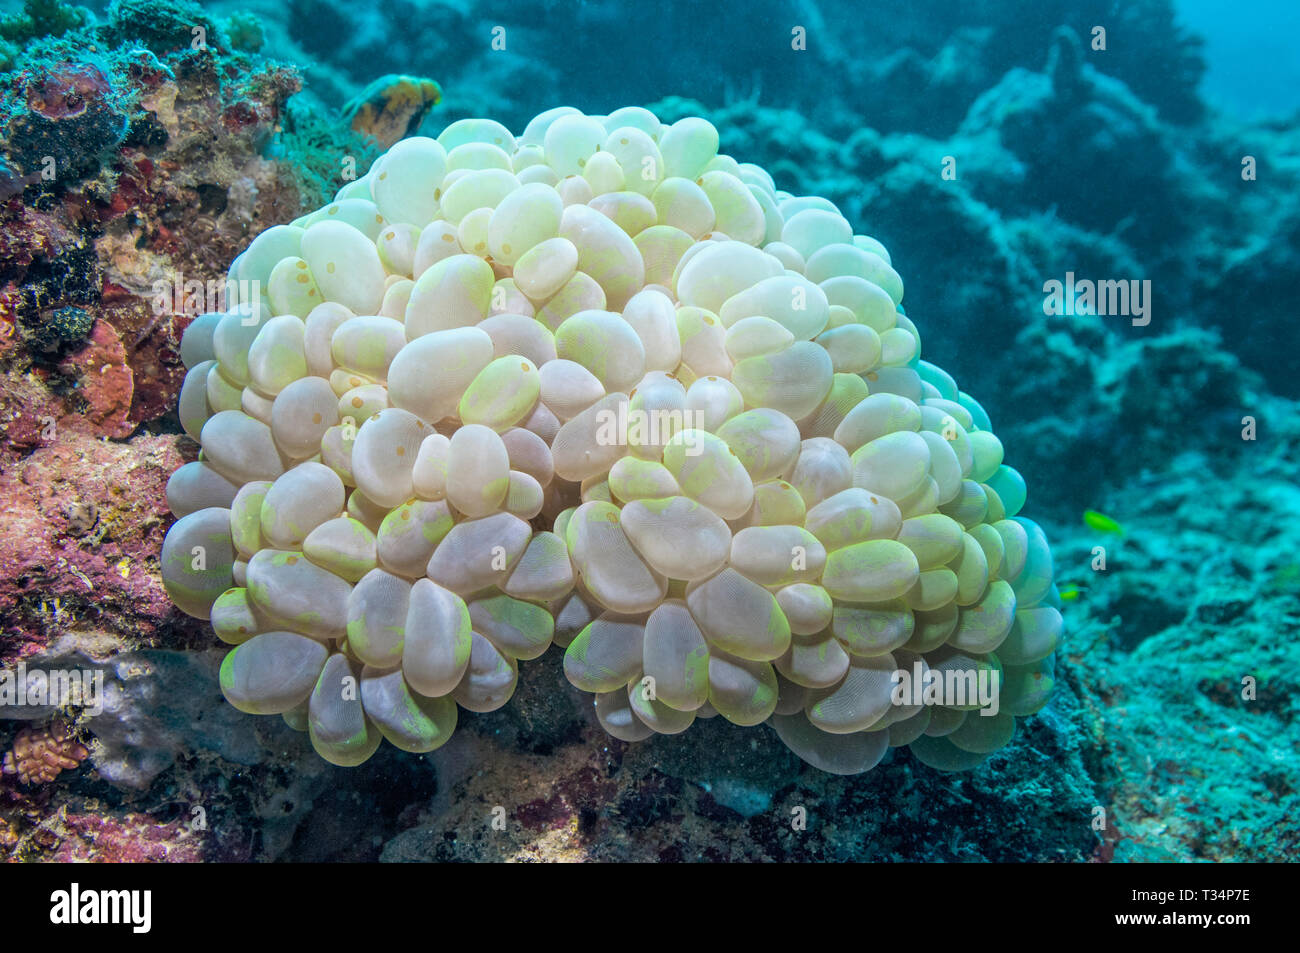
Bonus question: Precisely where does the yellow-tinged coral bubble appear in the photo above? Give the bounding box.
[458,356,540,431]
[823,538,920,603]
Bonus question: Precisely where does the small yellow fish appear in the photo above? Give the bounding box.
[342,75,442,149]
[1059,584,1083,601]
[116,557,131,579]
[1083,509,1124,534]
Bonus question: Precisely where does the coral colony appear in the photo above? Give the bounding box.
[161,107,1060,774]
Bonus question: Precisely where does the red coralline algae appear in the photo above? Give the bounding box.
[0,432,189,661]
[56,318,135,439]
[0,194,76,274]
[48,812,204,862]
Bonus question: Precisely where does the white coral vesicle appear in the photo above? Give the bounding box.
[161,107,1061,773]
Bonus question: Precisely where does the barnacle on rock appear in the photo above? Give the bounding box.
[2,719,89,785]
[161,106,1061,773]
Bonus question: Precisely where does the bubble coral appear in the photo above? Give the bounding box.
[161,106,1062,773]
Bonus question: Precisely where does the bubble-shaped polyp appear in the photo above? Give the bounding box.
[161,106,1061,772]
